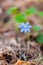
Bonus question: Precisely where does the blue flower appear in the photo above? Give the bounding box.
[18,22,32,33]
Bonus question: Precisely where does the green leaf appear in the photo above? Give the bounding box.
[36,33,43,44]
[7,7,18,15]
[38,11,43,17]
[14,13,27,23]
[25,7,37,15]
[33,26,41,31]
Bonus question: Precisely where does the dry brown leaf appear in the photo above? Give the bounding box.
[14,60,36,65]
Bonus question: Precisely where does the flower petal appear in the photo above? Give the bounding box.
[21,23,25,26]
[28,25,32,28]
[18,23,25,28]
[20,28,24,32]
[25,22,29,26]
[18,25,23,28]
[26,28,31,32]
[24,29,27,33]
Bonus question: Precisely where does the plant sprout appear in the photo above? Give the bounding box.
[37,11,43,17]
[36,33,43,44]
[7,7,18,15]
[7,6,43,35]
[33,26,41,31]
[15,13,27,23]
[25,7,37,16]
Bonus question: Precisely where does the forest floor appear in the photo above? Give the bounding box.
[0,0,43,65]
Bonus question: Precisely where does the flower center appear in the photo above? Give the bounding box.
[24,26,27,28]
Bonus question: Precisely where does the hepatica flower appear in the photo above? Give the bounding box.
[18,22,32,33]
